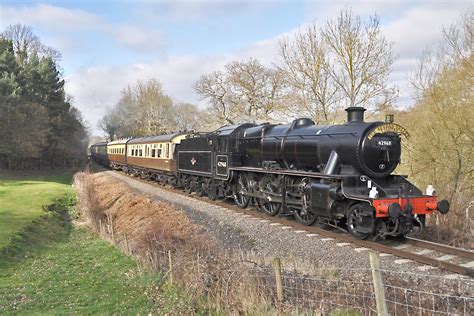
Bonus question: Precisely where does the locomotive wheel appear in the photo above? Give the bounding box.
[256,175,282,216]
[294,207,318,225]
[196,178,206,197]
[347,203,372,240]
[234,174,250,208]
[256,198,281,216]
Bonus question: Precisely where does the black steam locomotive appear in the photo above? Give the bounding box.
[174,107,449,239]
[91,107,449,239]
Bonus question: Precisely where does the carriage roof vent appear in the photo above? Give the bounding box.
[345,107,366,123]
[291,118,314,129]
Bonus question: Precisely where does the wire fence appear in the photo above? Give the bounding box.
[104,224,473,315]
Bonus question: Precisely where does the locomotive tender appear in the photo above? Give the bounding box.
[90,107,449,240]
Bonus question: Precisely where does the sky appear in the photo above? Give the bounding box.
[0,0,471,134]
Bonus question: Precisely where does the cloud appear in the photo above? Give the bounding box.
[64,55,231,129]
[136,0,267,22]
[104,24,166,52]
[382,5,468,58]
[0,4,166,53]
[0,4,101,31]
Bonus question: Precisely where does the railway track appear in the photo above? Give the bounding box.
[95,165,474,278]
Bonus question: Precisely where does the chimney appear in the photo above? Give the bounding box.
[345,107,366,123]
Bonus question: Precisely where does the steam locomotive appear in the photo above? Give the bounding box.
[90,107,449,239]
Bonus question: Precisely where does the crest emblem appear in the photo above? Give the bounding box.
[191,157,197,165]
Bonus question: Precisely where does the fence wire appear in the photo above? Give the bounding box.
[98,219,474,315]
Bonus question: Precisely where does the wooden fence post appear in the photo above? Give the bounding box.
[215,272,222,312]
[108,215,115,242]
[124,234,130,255]
[369,252,388,316]
[273,257,284,314]
[168,250,173,285]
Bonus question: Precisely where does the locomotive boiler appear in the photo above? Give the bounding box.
[240,107,401,178]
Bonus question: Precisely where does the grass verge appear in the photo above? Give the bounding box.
[0,171,73,248]
[0,171,203,314]
[0,196,165,314]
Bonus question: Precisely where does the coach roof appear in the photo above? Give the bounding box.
[108,138,132,146]
[128,132,187,144]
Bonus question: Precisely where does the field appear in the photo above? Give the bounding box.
[0,172,73,248]
[0,171,190,314]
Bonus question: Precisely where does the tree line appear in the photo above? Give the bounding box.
[98,79,203,138]
[0,24,88,169]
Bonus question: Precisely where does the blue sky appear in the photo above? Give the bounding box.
[0,0,471,133]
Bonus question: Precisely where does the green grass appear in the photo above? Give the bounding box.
[0,172,73,248]
[0,217,161,314]
[0,172,207,314]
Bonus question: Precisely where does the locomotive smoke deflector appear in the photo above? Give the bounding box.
[345,106,366,123]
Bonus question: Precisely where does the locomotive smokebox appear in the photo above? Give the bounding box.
[345,107,366,123]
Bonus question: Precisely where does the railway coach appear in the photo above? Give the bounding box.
[124,133,187,183]
[89,142,109,167]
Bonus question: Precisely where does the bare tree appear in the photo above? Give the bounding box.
[196,59,287,125]
[124,80,174,136]
[2,24,61,64]
[321,9,397,111]
[279,24,339,123]
[173,102,203,131]
[411,10,473,98]
[195,71,234,124]
[100,79,205,137]
[226,58,286,122]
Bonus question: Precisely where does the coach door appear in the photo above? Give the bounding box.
[214,137,229,180]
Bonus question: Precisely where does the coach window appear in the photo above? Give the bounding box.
[166,144,169,158]
[139,149,143,156]
[151,149,156,157]
[157,148,162,157]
